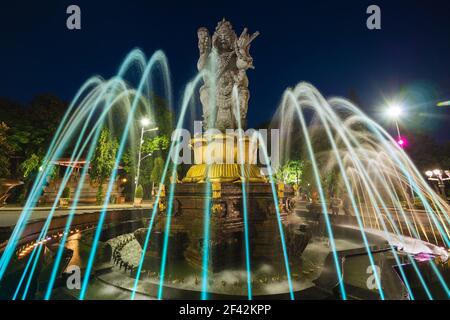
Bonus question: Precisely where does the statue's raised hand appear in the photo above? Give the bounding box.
[235,28,259,69]
[197,27,211,55]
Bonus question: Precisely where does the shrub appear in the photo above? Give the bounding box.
[62,186,71,199]
[135,184,144,199]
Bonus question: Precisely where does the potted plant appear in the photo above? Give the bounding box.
[134,184,144,207]
[60,186,70,208]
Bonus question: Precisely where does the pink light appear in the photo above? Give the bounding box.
[396,136,408,148]
[414,252,434,262]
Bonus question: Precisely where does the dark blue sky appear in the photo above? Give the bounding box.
[1,0,450,141]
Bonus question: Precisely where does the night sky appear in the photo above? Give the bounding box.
[1,0,450,141]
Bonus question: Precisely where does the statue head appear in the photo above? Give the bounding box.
[213,19,236,51]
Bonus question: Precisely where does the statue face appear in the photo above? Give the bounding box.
[216,30,233,50]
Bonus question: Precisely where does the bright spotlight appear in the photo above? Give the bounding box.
[140,117,150,127]
[386,104,403,118]
[425,170,433,177]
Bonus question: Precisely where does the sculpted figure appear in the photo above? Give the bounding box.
[197,19,259,131]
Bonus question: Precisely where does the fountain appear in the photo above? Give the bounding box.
[135,20,308,272]
[0,19,449,300]
[133,20,310,299]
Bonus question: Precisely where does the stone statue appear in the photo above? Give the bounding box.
[197,19,259,131]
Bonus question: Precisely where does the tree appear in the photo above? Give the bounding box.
[0,122,13,177]
[17,153,44,204]
[90,127,119,204]
[287,160,304,185]
[405,134,441,170]
[0,95,68,175]
[0,95,68,203]
[135,184,144,199]
[151,156,165,185]
[142,135,170,155]
[20,153,41,179]
[275,160,304,185]
[2,95,68,156]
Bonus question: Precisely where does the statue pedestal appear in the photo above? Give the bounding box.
[170,183,301,272]
[134,135,311,275]
[183,133,266,183]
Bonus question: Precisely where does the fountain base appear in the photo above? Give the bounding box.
[134,182,311,272]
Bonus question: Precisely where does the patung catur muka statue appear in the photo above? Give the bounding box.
[197,19,259,132]
[134,20,307,277]
[183,19,263,183]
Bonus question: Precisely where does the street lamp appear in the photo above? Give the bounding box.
[134,117,158,203]
[386,104,402,119]
[140,117,151,127]
[385,102,404,147]
[425,169,450,201]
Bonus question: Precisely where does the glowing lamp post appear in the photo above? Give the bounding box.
[387,104,402,119]
[386,103,404,147]
[425,169,450,201]
[134,117,158,204]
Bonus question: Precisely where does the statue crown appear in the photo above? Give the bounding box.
[215,18,234,34]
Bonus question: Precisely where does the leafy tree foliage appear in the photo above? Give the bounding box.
[90,127,119,203]
[135,184,144,199]
[151,156,165,185]
[275,160,304,185]
[0,95,68,179]
[0,122,13,177]
[142,135,170,155]
[20,153,41,179]
[405,133,446,171]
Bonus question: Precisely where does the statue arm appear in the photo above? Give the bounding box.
[235,28,259,70]
[197,54,209,71]
[197,28,211,71]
